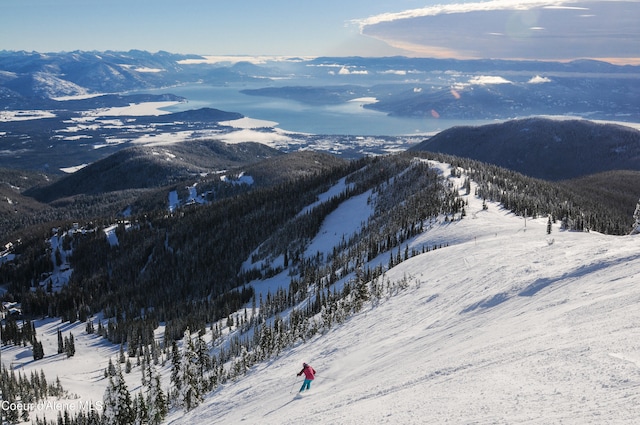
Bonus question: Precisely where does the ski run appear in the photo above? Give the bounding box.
[3,160,640,424]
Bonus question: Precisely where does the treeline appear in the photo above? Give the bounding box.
[0,317,50,361]
[2,159,357,346]
[5,150,628,353]
[419,152,636,234]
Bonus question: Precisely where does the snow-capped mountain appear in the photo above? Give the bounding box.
[31,72,90,98]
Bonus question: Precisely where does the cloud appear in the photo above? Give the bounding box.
[452,75,513,90]
[381,70,408,76]
[469,76,513,85]
[355,0,565,27]
[357,1,640,64]
[337,67,369,75]
[528,75,552,83]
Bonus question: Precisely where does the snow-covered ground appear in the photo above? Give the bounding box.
[3,162,640,424]
[82,101,180,117]
[167,169,640,424]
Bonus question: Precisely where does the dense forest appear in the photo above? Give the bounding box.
[1,150,638,424]
[2,151,636,342]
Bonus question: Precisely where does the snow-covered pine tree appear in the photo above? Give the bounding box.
[103,375,117,424]
[2,372,19,423]
[195,329,211,393]
[107,357,117,377]
[142,351,167,425]
[631,198,640,235]
[147,372,167,425]
[64,332,75,357]
[133,392,149,425]
[179,328,203,411]
[119,343,126,363]
[103,362,134,425]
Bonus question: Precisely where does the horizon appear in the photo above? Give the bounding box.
[2,0,638,65]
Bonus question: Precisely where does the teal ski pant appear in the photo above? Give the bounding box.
[299,379,313,392]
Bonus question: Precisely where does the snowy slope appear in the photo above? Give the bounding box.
[167,171,640,424]
[4,161,640,424]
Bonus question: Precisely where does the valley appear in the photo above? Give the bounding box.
[2,52,640,174]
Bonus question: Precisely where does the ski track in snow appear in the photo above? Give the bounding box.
[167,168,640,424]
[4,162,640,424]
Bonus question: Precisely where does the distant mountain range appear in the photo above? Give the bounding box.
[1,50,639,174]
[1,50,639,121]
[0,50,251,104]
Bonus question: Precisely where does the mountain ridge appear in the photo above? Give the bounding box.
[23,141,282,203]
[411,117,640,180]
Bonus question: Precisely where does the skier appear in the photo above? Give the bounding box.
[297,362,316,392]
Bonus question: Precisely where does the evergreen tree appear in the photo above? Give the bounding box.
[119,344,126,364]
[86,318,95,334]
[146,368,167,425]
[3,376,19,424]
[195,330,210,385]
[133,392,149,425]
[40,369,48,398]
[152,374,166,422]
[103,362,134,425]
[353,266,369,312]
[57,328,64,354]
[103,375,117,425]
[169,339,182,404]
[64,333,75,357]
[107,357,117,377]
[631,198,640,235]
[179,328,202,411]
[32,337,45,360]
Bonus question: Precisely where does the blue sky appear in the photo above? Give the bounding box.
[1,0,638,63]
[0,0,433,56]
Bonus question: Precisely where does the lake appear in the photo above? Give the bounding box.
[139,83,488,136]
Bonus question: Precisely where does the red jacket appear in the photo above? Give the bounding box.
[298,365,316,380]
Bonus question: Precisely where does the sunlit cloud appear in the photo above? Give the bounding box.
[356,0,640,64]
[381,70,408,75]
[528,75,552,84]
[469,76,513,85]
[354,0,567,27]
[337,67,369,75]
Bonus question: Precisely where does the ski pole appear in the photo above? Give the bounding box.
[289,378,299,393]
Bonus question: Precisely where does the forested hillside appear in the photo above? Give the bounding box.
[412,118,640,180]
[1,148,639,424]
[3,151,634,345]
